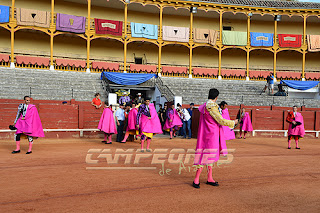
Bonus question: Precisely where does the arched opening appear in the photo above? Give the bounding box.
[127,41,158,73]
[192,46,218,79]
[162,44,189,77]
[305,52,320,80]
[53,34,87,71]
[251,13,274,34]
[276,50,302,80]
[221,48,247,79]
[91,38,124,72]
[163,7,190,28]
[249,49,273,80]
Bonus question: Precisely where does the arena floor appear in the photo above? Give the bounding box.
[0,136,319,213]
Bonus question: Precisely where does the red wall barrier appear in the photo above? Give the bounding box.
[1,99,320,139]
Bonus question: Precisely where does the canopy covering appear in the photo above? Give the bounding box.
[281,80,319,91]
[101,72,157,85]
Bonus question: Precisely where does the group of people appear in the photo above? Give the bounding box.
[10,90,305,190]
[158,103,194,139]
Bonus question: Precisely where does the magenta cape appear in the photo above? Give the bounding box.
[139,103,162,134]
[194,103,227,165]
[98,107,117,134]
[15,104,45,138]
[126,108,138,131]
[288,112,305,137]
[240,112,253,132]
[163,109,183,130]
[221,108,235,140]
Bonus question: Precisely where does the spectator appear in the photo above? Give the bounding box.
[135,93,144,105]
[162,104,168,134]
[274,82,286,96]
[269,73,275,95]
[119,92,130,105]
[187,103,194,118]
[62,101,67,105]
[115,104,125,142]
[177,103,192,139]
[261,73,271,95]
[91,93,102,109]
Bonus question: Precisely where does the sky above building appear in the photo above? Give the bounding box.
[299,0,320,2]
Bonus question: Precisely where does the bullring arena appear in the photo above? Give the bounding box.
[1,0,320,212]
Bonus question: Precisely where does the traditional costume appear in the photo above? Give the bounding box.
[121,107,138,142]
[221,108,235,140]
[163,107,183,139]
[13,104,44,154]
[136,103,162,151]
[239,112,253,139]
[119,95,130,105]
[193,100,235,187]
[98,106,117,144]
[286,111,305,149]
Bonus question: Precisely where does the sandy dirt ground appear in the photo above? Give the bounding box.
[1,135,319,213]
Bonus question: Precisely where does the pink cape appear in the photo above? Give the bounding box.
[98,107,117,134]
[194,103,227,165]
[221,108,236,140]
[163,109,183,130]
[240,112,253,132]
[139,103,162,134]
[15,104,45,138]
[126,108,138,131]
[288,112,305,137]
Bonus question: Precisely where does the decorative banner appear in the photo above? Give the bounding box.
[162,26,189,42]
[16,8,50,28]
[92,61,120,71]
[94,18,123,36]
[222,31,247,46]
[162,66,188,74]
[307,35,320,52]
[131,22,158,40]
[130,64,157,73]
[56,13,86,34]
[0,5,10,23]
[278,34,302,48]
[193,68,218,76]
[16,55,50,66]
[193,28,218,46]
[250,32,274,47]
[55,58,86,68]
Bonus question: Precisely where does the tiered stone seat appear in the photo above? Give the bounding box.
[0,67,105,101]
[160,77,320,107]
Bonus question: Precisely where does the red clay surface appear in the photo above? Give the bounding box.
[1,136,320,213]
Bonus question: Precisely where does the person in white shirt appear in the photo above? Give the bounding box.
[115,104,125,142]
[177,103,192,139]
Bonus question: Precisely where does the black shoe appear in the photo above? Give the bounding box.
[296,147,301,149]
[146,149,151,152]
[120,141,126,143]
[105,142,112,144]
[12,150,20,154]
[288,147,291,149]
[26,151,32,154]
[192,182,200,189]
[206,181,219,186]
[101,141,106,143]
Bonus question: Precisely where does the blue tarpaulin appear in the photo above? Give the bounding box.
[101,72,157,85]
[281,80,319,91]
